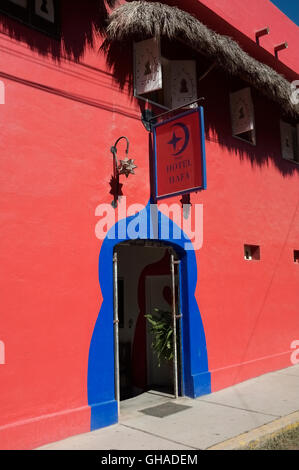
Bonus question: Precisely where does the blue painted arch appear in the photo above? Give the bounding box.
[87,201,210,430]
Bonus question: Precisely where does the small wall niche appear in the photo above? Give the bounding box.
[294,251,299,264]
[244,245,260,261]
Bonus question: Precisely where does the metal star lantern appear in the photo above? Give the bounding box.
[118,157,137,178]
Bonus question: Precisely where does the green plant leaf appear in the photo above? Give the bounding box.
[145,308,175,366]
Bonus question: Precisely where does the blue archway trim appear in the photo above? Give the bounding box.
[87,201,210,431]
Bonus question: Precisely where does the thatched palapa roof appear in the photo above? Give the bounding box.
[105,1,299,119]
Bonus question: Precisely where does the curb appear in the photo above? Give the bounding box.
[207,411,299,450]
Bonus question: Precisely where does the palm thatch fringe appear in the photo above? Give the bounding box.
[105,1,299,118]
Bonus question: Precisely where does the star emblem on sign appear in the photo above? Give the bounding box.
[168,132,182,152]
[118,157,137,178]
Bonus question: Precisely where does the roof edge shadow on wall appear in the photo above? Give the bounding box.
[104,1,299,120]
[187,1,299,76]
[164,0,299,79]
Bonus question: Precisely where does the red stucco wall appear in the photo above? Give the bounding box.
[0,0,298,449]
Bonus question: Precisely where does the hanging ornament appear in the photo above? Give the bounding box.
[109,136,137,208]
[118,157,137,178]
[180,193,191,219]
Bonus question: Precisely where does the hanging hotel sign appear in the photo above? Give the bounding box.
[152,107,207,200]
[134,38,163,95]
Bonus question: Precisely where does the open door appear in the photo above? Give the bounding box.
[170,254,181,399]
[145,254,182,398]
[113,251,120,417]
[113,243,183,413]
[145,274,175,392]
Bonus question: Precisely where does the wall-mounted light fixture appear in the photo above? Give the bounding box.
[180,193,191,219]
[274,42,288,59]
[110,136,137,208]
[255,27,270,45]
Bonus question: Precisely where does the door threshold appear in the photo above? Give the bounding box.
[145,389,175,399]
[119,390,175,421]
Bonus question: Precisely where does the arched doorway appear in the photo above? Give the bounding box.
[87,202,210,431]
[114,241,182,404]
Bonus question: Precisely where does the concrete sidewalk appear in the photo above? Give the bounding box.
[38,364,299,450]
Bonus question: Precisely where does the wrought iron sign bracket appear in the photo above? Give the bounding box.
[109,136,137,208]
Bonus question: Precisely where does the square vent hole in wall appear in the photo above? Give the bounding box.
[294,251,299,264]
[244,245,260,261]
